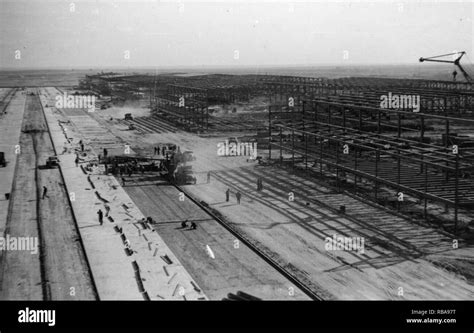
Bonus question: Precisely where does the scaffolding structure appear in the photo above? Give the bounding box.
[155,85,209,131]
[266,81,474,232]
[262,76,474,116]
[154,79,265,132]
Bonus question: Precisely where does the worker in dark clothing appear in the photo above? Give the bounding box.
[103,148,108,158]
[104,204,110,217]
[97,209,104,225]
[190,222,197,230]
[42,186,48,199]
[75,156,79,167]
[122,177,126,186]
[236,191,241,204]
[225,188,230,202]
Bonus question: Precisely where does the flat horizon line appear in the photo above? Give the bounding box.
[1,63,464,71]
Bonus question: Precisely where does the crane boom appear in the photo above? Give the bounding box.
[419,51,472,83]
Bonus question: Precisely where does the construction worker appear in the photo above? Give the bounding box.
[225,188,230,202]
[42,186,48,199]
[97,209,104,225]
[104,204,111,217]
[236,191,241,204]
[103,148,108,158]
[75,156,79,167]
[122,177,126,186]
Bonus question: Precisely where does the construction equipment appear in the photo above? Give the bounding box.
[45,156,60,168]
[124,113,133,120]
[174,165,196,185]
[419,51,472,82]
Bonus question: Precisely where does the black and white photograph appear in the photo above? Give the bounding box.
[0,0,473,330]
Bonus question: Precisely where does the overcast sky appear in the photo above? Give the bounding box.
[0,0,472,68]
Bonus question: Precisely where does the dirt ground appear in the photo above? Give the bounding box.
[37,87,309,300]
[123,181,308,300]
[4,83,473,300]
[89,93,474,300]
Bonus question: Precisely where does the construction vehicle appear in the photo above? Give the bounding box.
[0,152,5,167]
[45,156,60,168]
[124,113,133,120]
[174,165,196,185]
[419,51,472,82]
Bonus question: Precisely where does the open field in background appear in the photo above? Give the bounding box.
[2,64,474,87]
